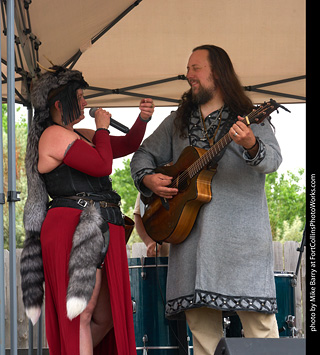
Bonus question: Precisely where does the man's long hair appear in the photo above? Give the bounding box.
[175,45,254,137]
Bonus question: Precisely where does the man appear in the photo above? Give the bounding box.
[130,45,281,354]
[133,192,170,257]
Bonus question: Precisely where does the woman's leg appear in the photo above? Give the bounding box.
[91,265,113,347]
[79,269,103,355]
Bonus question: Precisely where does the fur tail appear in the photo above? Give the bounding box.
[21,116,48,324]
[20,232,44,325]
[67,205,104,320]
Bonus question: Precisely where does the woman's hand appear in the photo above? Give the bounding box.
[139,98,154,120]
[94,108,111,130]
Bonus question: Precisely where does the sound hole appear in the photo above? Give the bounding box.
[176,172,189,191]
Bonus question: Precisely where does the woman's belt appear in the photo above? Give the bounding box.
[52,195,120,209]
[48,195,124,227]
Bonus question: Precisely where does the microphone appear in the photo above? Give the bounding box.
[89,107,129,133]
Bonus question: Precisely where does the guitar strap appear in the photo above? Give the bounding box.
[207,112,237,168]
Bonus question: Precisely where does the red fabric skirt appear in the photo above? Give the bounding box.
[40,207,136,355]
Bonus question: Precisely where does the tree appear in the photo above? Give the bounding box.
[110,158,138,216]
[265,169,305,242]
[2,104,28,249]
[276,215,304,243]
[110,158,141,246]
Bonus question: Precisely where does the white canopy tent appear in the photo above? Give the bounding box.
[1,0,306,108]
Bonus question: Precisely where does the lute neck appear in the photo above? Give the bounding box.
[188,132,233,178]
[173,99,289,185]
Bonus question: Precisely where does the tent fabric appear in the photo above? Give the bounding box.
[1,0,306,107]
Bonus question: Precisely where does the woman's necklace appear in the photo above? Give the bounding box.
[199,105,224,146]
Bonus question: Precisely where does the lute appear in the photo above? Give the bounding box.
[142,99,290,244]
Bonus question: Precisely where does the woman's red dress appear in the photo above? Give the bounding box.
[40,117,147,354]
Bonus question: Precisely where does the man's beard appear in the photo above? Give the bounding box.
[191,83,215,105]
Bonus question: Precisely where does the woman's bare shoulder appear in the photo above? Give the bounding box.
[39,125,79,159]
[74,128,95,141]
[40,125,78,143]
[38,126,81,173]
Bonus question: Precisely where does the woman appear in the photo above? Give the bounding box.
[20,66,154,354]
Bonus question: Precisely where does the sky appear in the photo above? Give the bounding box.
[75,103,306,185]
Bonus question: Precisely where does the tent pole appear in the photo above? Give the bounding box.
[246,75,306,90]
[119,75,187,92]
[14,0,36,78]
[115,90,180,104]
[91,0,143,45]
[245,87,305,101]
[7,0,19,353]
[0,10,6,354]
[244,75,306,101]
[63,0,144,69]
[85,75,187,104]
[85,89,180,104]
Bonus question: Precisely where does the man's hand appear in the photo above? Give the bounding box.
[143,173,178,198]
[229,116,259,157]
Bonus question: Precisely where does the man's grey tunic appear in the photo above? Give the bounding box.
[130,109,282,319]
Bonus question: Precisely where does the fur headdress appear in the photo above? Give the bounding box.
[20,66,102,324]
[31,65,88,124]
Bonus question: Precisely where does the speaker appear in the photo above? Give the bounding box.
[214,338,305,355]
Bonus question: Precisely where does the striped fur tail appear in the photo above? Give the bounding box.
[20,232,44,325]
[66,204,104,320]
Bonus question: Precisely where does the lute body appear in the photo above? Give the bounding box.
[142,146,216,244]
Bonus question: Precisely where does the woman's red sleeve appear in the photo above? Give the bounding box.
[63,129,113,177]
[110,116,147,158]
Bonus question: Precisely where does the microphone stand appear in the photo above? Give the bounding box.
[284,225,306,337]
[294,225,306,285]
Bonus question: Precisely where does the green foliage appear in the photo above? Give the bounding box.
[111,158,138,216]
[265,169,305,242]
[275,215,304,242]
[2,104,28,249]
[2,104,7,133]
[110,159,142,247]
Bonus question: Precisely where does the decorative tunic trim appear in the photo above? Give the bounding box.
[243,137,266,166]
[165,289,278,317]
[188,106,230,149]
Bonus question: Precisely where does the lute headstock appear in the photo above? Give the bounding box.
[243,99,291,126]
